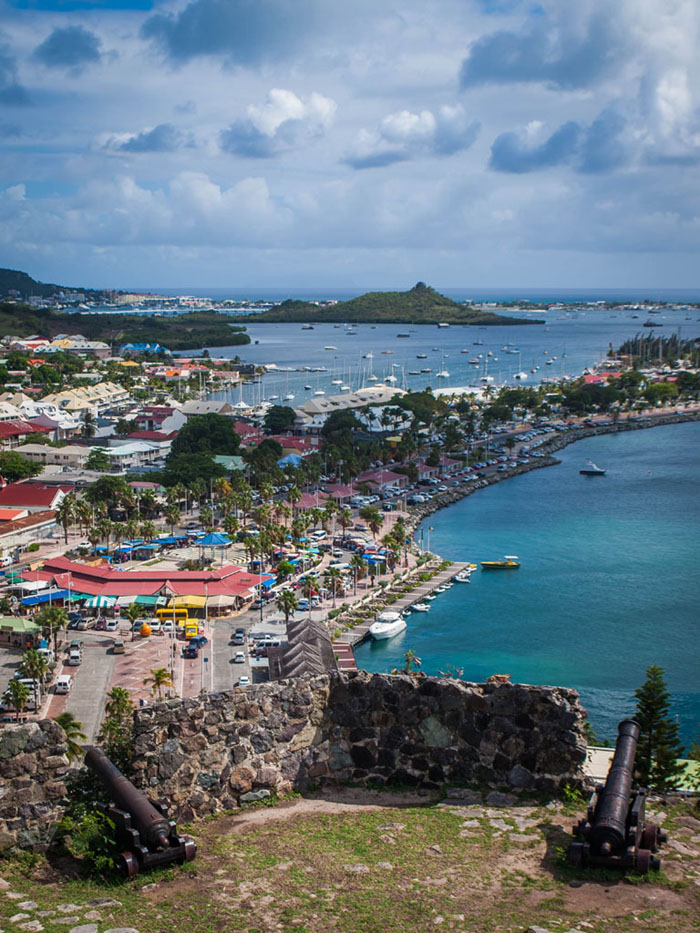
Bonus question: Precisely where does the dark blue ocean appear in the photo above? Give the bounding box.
[355,422,700,749]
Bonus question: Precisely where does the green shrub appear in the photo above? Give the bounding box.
[26,543,40,553]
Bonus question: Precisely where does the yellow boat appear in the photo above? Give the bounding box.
[481,555,520,570]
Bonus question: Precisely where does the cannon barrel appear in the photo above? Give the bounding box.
[85,746,170,850]
[589,719,640,855]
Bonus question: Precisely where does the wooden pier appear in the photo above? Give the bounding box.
[339,561,474,649]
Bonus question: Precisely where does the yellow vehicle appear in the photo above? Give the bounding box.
[185,622,199,640]
[156,608,189,625]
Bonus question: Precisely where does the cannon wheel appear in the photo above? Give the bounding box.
[641,825,659,852]
[635,848,653,874]
[183,838,197,862]
[119,851,139,877]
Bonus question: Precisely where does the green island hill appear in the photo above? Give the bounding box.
[244,282,540,325]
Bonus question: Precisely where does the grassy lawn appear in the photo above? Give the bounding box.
[1,792,698,932]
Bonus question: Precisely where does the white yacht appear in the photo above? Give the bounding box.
[410,603,430,612]
[369,610,407,641]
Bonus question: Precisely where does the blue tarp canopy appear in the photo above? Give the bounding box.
[260,576,275,589]
[21,588,69,606]
[278,453,302,467]
[132,544,158,551]
[198,532,231,547]
[155,536,185,545]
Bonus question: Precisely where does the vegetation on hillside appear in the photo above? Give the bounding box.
[244,282,538,325]
[0,267,109,301]
[0,301,249,350]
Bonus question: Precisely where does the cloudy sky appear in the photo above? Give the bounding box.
[0,0,698,291]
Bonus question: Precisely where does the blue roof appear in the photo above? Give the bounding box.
[22,588,69,606]
[198,532,231,547]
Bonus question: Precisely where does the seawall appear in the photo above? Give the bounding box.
[403,411,700,536]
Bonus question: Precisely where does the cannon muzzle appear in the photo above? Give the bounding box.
[84,745,196,874]
[567,718,666,873]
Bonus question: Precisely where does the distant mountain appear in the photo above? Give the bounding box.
[245,282,538,325]
[0,267,110,301]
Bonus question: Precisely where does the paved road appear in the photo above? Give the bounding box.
[50,631,116,743]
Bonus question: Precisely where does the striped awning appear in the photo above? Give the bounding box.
[134,594,168,607]
[83,594,116,609]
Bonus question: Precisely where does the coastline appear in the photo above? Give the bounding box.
[402,410,700,540]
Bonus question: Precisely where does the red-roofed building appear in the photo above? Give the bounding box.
[355,469,408,489]
[583,372,623,385]
[438,455,461,473]
[0,419,48,450]
[0,483,70,513]
[294,491,329,510]
[24,557,273,605]
[321,483,354,503]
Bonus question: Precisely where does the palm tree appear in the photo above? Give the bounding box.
[324,566,344,608]
[37,606,68,655]
[287,485,301,510]
[144,667,173,700]
[55,493,76,544]
[4,679,30,722]
[300,574,320,619]
[222,514,239,539]
[165,505,181,534]
[190,478,207,506]
[87,528,101,555]
[54,711,87,762]
[20,649,49,710]
[140,520,157,542]
[82,410,96,438]
[200,507,214,531]
[338,509,353,533]
[276,589,299,624]
[359,505,383,541]
[350,554,368,594]
[75,498,93,536]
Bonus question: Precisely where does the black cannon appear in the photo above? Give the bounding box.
[85,746,197,876]
[568,719,667,873]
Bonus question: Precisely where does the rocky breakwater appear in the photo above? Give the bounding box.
[0,721,69,851]
[131,671,588,822]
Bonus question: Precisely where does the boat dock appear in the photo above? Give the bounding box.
[339,561,474,649]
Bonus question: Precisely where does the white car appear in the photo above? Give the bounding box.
[149,620,162,634]
[237,676,250,687]
[233,651,246,663]
[161,620,174,633]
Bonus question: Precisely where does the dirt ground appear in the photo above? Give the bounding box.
[2,787,699,933]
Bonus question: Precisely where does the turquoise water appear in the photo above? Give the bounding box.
[355,422,700,748]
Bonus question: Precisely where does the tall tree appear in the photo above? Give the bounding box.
[276,589,299,624]
[634,665,685,791]
[4,679,30,721]
[55,493,77,544]
[144,668,173,701]
[54,711,87,763]
[98,686,134,771]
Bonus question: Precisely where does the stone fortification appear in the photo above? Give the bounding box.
[0,720,68,850]
[0,672,588,848]
[131,671,587,821]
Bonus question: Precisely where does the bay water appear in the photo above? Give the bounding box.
[354,422,700,748]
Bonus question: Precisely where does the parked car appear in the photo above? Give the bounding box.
[237,676,250,687]
[183,645,199,659]
[106,619,119,632]
[112,640,125,655]
[189,635,208,648]
[233,650,246,663]
[68,639,84,653]
[161,620,174,633]
[55,674,72,694]
[67,649,82,666]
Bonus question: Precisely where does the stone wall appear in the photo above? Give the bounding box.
[131,672,587,821]
[0,720,69,851]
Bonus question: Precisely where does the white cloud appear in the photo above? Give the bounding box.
[220,88,336,158]
[346,104,480,169]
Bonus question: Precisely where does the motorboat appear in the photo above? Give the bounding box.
[313,389,326,396]
[369,610,407,641]
[324,345,338,350]
[416,353,428,359]
[340,384,351,391]
[453,571,471,583]
[580,460,606,476]
[304,385,312,390]
[410,603,430,612]
[481,555,520,569]
[425,593,437,601]
[284,393,295,401]
[302,325,314,330]
[435,585,448,593]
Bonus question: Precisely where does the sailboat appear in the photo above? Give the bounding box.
[435,354,450,378]
[513,351,528,380]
